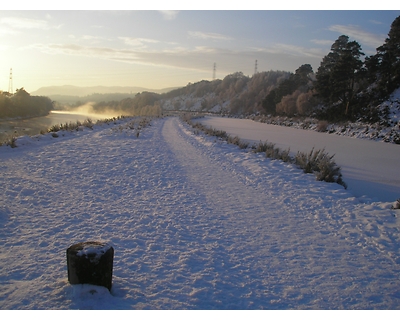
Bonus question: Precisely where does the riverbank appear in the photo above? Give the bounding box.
[0,111,113,143]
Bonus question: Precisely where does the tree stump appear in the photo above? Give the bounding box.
[67,241,114,291]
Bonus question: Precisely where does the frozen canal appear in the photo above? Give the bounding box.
[197,116,400,203]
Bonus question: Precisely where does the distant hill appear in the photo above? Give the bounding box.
[31,85,181,105]
[31,85,179,97]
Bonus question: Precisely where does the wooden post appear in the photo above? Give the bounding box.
[67,241,114,291]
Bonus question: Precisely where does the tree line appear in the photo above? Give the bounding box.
[0,88,54,119]
[262,15,400,122]
[159,70,291,115]
[159,15,400,124]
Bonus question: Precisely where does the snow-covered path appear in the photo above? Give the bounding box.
[1,117,400,309]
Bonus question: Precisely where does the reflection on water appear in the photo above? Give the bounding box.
[0,111,112,141]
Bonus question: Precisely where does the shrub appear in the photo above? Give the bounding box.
[5,136,17,148]
[392,199,400,210]
[227,135,240,145]
[295,148,346,187]
[226,135,248,149]
[277,148,292,162]
[265,142,277,158]
[316,120,329,132]
[48,124,61,133]
[296,90,316,115]
[265,145,291,162]
[253,140,271,153]
[83,118,93,129]
[295,148,324,173]
[238,139,249,149]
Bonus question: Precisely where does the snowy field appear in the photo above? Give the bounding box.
[197,116,400,203]
[1,116,400,310]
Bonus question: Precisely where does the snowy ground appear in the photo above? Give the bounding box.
[197,116,400,203]
[1,116,400,310]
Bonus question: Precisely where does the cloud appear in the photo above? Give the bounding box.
[82,35,103,40]
[369,20,383,25]
[0,17,50,29]
[253,43,324,59]
[30,39,323,77]
[158,11,179,20]
[0,27,17,36]
[119,37,160,48]
[29,41,226,73]
[329,24,385,48]
[193,46,218,53]
[188,31,233,41]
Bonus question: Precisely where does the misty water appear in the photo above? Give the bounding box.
[0,111,113,142]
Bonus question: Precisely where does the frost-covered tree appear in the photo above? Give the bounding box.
[261,65,313,115]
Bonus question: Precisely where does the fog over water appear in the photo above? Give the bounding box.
[0,110,118,141]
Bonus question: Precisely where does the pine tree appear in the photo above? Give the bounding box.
[315,35,365,119]
[369,15,400,99]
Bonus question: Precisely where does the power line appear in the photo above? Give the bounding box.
[254,60,258,75]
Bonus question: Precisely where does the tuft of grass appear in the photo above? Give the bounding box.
[110,116,153,137]
[183,115,229,140]
[253,141,273,153]
[295,148,346,188]
[5,136,17,148]
[391,199,400,210]
[276,148,292,163]
[47,118,94,134]
[253,141,292,162]
[228,136,249,149]
[0,133,17,148]
[295,147,325,174]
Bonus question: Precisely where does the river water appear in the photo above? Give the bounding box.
[0,111,113,142]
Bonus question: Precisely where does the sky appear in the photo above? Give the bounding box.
[1,3,400,93]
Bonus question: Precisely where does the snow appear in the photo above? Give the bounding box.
[73,242,112,258]
[196,116,400,203]
[1,116,400,310]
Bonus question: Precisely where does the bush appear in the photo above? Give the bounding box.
[253,140,272,153]
[296,90,316,115]
[295,148,323,173]
[316,120,329,132]
[277,148,291,162]
[295,148,346,187]
[252,140,291,162]
[4,136,17,148]
[391,199,400,210]
[276,90,300,116]
[227,135,249,149]
[47,118,94,133]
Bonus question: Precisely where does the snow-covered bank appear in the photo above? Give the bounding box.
[196,116,400,203]
[1,117,400,309]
